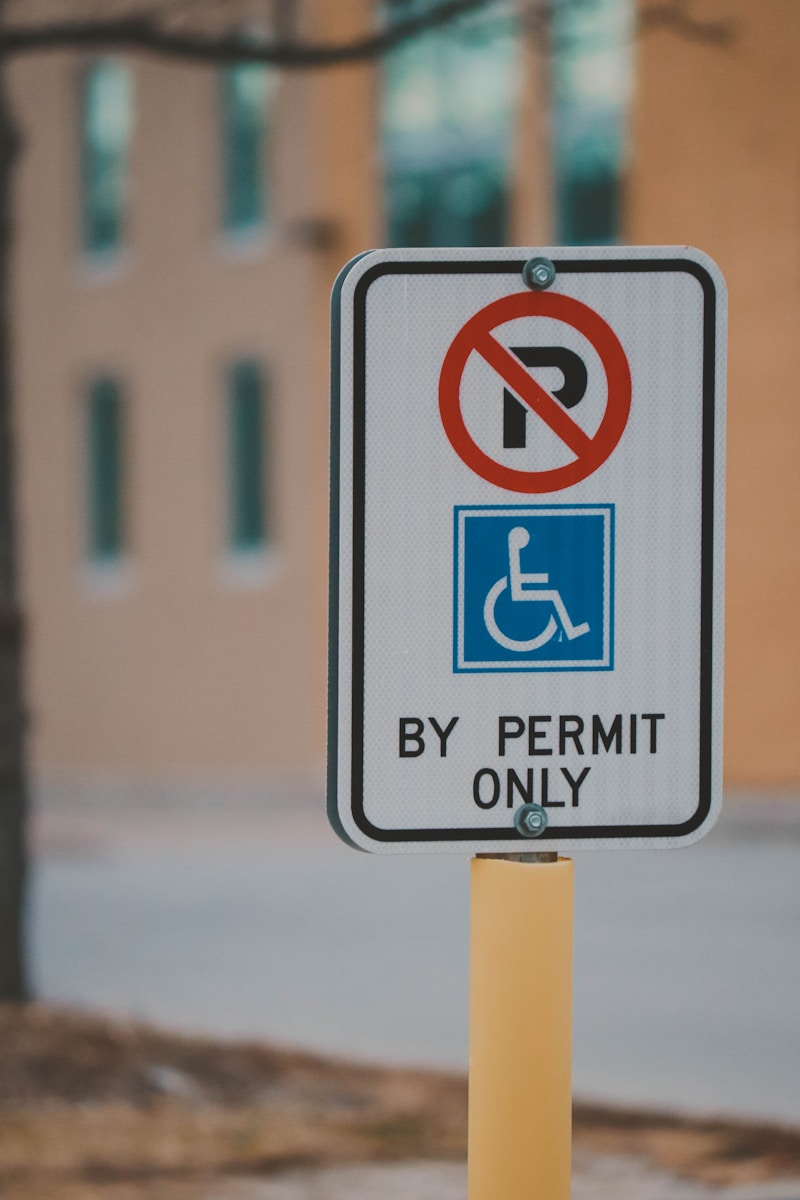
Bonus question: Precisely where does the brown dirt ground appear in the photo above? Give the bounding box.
[0,1005,798,1200]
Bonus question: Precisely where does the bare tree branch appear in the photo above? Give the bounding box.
[520,0,734,55]
[0,0,737,68]
[0,0,494,66]
[639,0,734,45]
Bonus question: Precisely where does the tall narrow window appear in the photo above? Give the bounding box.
[220,65,275,234]
[87,377,125,563]
[79,60,133,256]
[227,361,268,553]
[381,1,520,248]
[552,0,634,245]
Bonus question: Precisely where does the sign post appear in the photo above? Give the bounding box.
[329,245,726,1198]
[468,853,573,1200]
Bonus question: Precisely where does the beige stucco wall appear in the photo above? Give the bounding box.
[8,0,799,793]
[10,10,378,789]
[627,0,800,784]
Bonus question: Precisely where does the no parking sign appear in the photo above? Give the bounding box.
[328,246,726,852]
[439,289,631,492]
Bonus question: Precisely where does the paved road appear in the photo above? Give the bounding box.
[192,1159,800,1200]
[30,792,800,1126]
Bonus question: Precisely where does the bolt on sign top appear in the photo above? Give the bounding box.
[328,246,727,853]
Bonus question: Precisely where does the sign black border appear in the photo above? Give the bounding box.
[329,255,720,847]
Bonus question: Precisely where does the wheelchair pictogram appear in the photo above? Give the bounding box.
[483,526,590,653]
[454,505,613,673]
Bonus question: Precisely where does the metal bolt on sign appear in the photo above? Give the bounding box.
[514,803,548,837]
[522,255,556,290]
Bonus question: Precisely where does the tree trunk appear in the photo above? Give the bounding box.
[0,52,30,1003]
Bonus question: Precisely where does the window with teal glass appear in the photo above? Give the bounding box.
[552,0,634,245]
[79,60,133,256]
[381,0,520,248]
[87,377,125,563]
[227,361,268,553]
[220,65,275,233]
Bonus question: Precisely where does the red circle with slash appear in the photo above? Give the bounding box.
[438,291,631,492]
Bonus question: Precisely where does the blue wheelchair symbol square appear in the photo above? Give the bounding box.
[454,505,613,672]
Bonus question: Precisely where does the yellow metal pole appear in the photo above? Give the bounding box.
[468,854,573,1200]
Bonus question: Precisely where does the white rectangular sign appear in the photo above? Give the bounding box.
[329,246,726,852]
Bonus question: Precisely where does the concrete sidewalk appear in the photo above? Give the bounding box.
[30,787,800,1127]
[196,1158,800,1200]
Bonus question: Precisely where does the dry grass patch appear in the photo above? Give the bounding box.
[0,1005,797,1199]
[574,1102,800,1188]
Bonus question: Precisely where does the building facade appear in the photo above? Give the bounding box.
[7,0,799,801]
[627,0,800,785]
[11,24,357,797]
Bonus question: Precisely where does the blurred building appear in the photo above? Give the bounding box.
[6,0,798,803]
[627,0,800,785]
